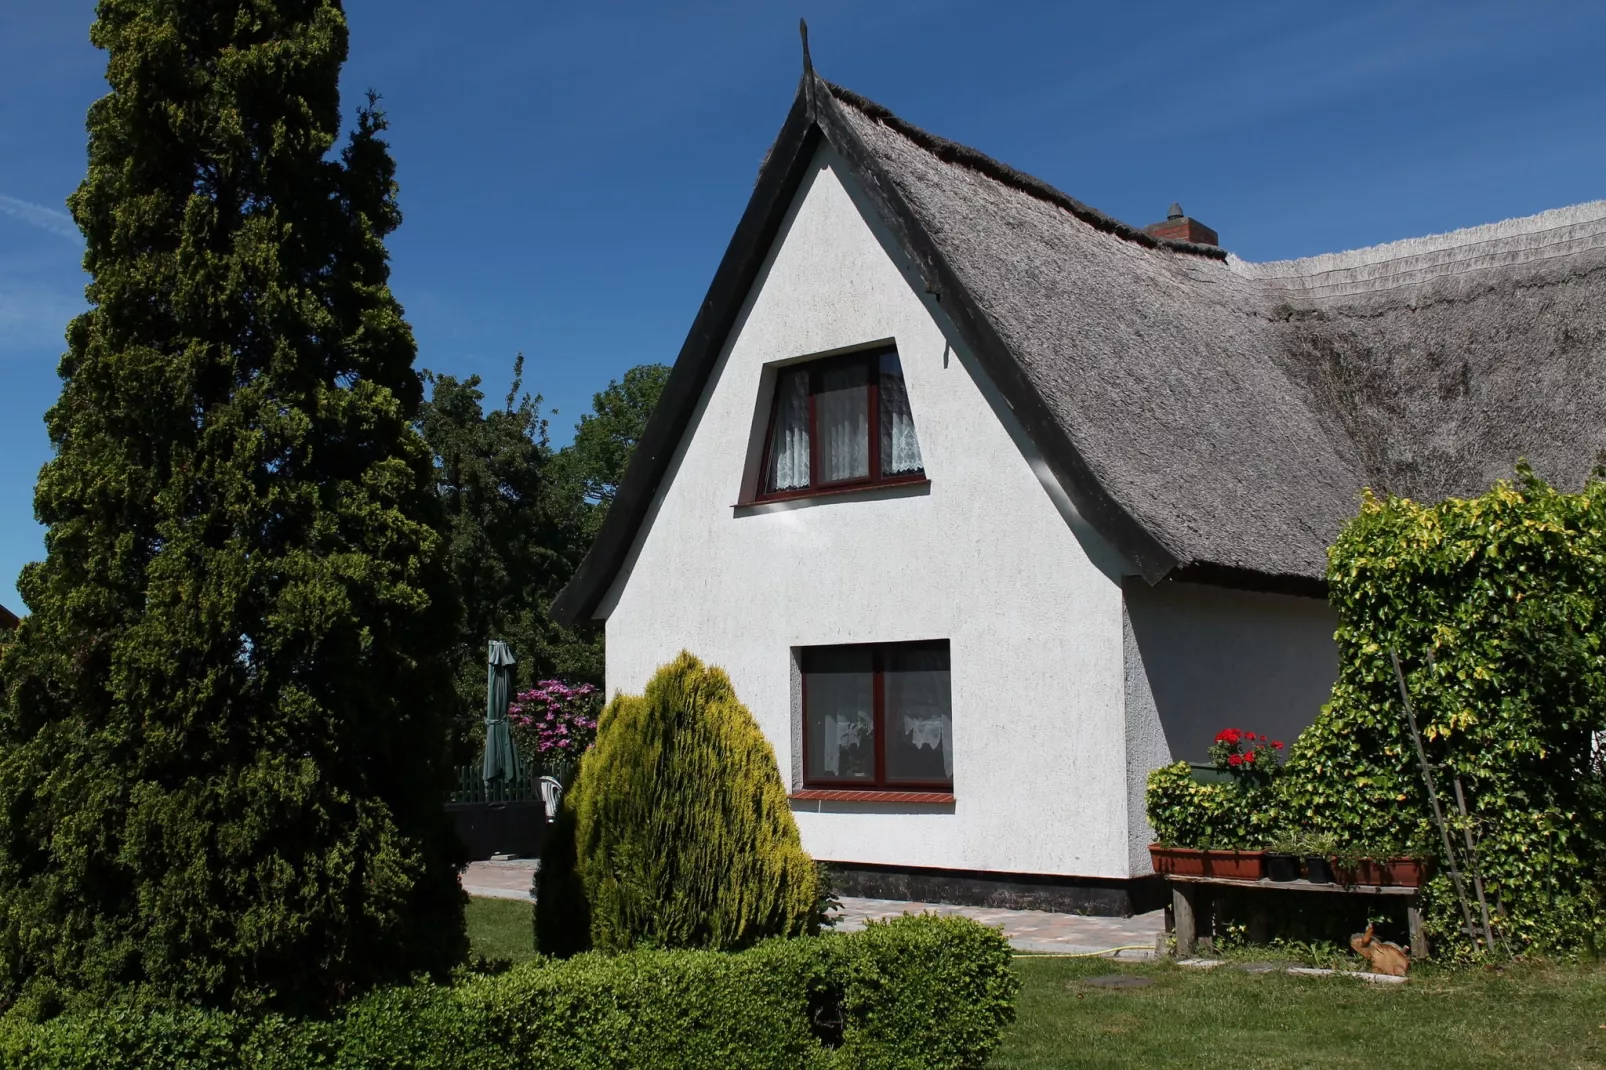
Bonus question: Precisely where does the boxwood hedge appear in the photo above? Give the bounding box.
[0,914,1017,1069]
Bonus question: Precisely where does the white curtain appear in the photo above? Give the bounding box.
[879,358,923,475]
[767,369,810,491]
[885,651,952,779]
[818,364,869,482]
[810,667,873,779]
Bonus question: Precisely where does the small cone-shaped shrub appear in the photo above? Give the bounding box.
[537,652,816,953]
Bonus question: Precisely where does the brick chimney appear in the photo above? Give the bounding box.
[1143,202,1219,246]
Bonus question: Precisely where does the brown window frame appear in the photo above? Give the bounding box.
[753,347,926,503]
[800,639,952,792]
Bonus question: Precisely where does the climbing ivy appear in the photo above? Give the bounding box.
[1151,466,1606,956]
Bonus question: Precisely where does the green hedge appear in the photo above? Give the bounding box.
[0,915,1017,1069]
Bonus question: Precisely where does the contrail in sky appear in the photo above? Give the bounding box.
[0,193,82,245]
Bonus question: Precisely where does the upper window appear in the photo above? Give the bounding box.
[802,640,952,790]
[760,347,925,499]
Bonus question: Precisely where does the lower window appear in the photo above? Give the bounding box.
[802,640,951,789]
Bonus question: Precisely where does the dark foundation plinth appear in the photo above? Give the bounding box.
[823,861,1166,917]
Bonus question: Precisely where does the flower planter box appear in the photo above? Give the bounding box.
[1331,858,1434,888]
[1148,845,1266,881]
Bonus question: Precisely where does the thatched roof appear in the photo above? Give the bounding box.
[0,604,18,632]
[550,72,1606,625]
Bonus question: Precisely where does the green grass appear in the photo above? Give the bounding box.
[991,956,1606,1069]
[466,895,538,964]
[462,900,1606,1068]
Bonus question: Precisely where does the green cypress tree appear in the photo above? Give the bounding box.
[536,652,817,954]
[0,0,463,1013]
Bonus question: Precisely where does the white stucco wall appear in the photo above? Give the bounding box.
[599,144,1145,879]
[1123,578,1340,872]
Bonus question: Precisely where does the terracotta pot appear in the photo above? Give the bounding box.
[1331,858,1435,887]
[1148,845,1266,881]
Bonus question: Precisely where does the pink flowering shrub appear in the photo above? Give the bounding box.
[509,679,600,767]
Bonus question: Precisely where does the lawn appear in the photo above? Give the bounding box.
[464,898,1606,1068]
[993,955,1606,1070]
[466,895,539,964]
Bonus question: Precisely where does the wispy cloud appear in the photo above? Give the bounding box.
[0,193,81,246]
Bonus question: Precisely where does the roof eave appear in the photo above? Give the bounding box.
[549,80,823,626]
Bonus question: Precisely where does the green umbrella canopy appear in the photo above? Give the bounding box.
[482,640,522,784]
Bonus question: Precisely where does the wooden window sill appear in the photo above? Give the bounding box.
[736,477,930,509]
[789,789,955,804]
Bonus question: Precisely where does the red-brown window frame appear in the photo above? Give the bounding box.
[753,347,926,503]
[800,640,952,792]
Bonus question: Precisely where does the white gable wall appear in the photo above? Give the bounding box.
[599,144,1142,879]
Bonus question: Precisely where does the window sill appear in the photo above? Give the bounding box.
[734,477,931,512]
[789,789,955,804]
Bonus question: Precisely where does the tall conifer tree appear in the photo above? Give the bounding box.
[0,0,463,1012]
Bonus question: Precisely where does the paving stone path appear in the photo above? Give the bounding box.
[463,860,1166,957]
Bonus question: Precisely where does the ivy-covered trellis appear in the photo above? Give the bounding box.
[1150,465,1606,956]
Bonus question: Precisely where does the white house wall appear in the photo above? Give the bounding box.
[1123,579,1339,872]
[600,144,1141,879]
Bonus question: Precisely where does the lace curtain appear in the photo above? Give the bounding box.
[885,647,952,779]
[808,655,874,779]
[879,356,923,476]
[818,363,869,482]
[766,368,810,491]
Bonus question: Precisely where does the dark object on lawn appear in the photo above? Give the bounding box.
[1303,856,1334,884]
[1081,974,1153,989]
[1351,923,1410,977]
[1266,854,1300,882]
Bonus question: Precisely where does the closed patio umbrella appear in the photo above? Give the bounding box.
[482,640,522,789]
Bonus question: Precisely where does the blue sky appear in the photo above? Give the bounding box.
[1,0,1602,614]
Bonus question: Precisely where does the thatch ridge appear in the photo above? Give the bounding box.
[823,81,1228,262]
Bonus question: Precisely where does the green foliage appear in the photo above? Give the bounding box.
[0,0,463,1012]
[0,916,1018,1070]
[1145,762,1279,849]
[551,363,669,538]
[1149,468,1606,955]
[826,915,1019,1070]
[418,358,601,747]
[538,652,817,953]
[1279,469,1606,954]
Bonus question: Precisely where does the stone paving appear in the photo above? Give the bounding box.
[833,896,1164,957]
[463,860,1166,957]
[463,858,539,901]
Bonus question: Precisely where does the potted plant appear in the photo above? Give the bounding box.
[1329,845,1436,888]
[1208,728,1285,788]
[1263,833,1303,883]
[1147,844,1267,881]
[1299,832,1338,884]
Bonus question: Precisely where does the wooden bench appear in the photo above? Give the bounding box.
[1166,874,1427,959]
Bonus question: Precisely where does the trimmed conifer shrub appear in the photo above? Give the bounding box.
[537,652,817,954]
[0,1,463,1012]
